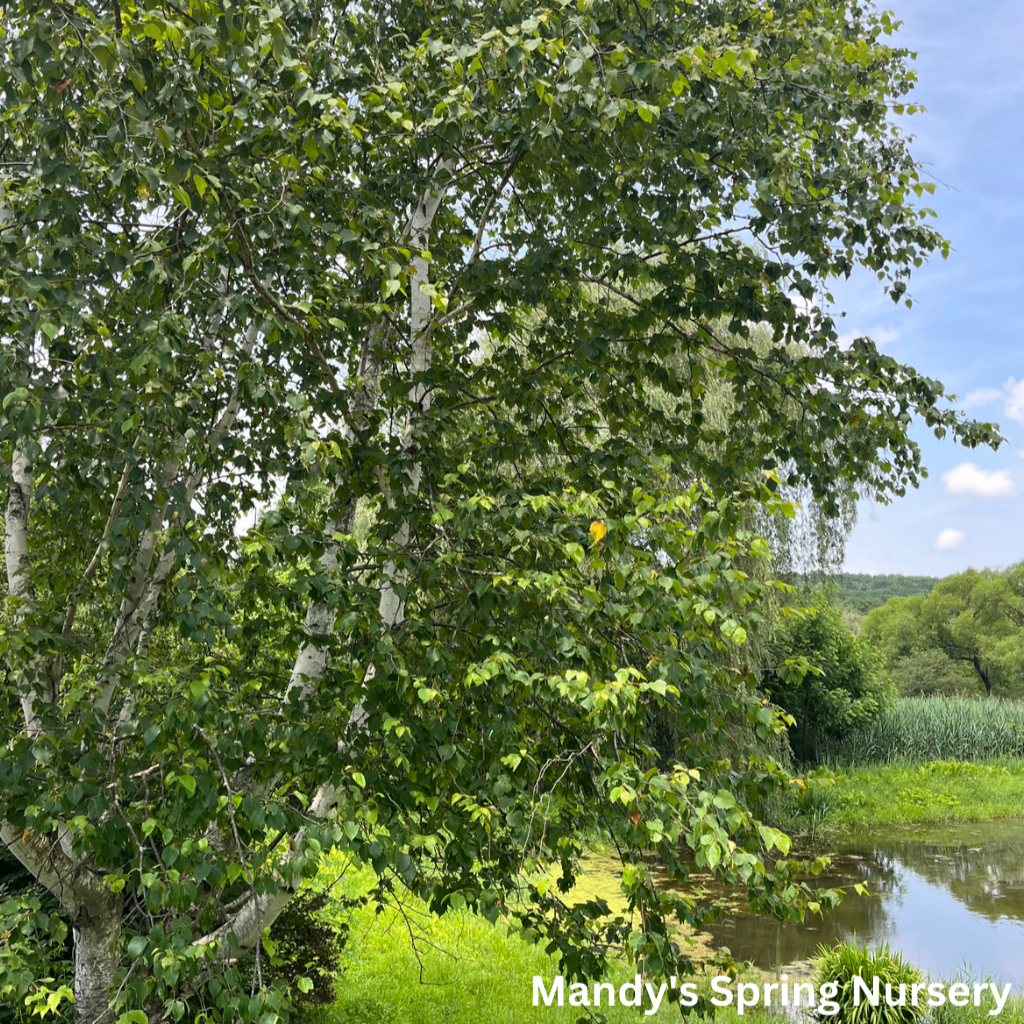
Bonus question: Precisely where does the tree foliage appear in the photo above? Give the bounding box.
[862,566,1024,697]
[765,594,892,763]
[0,0,1000,1021]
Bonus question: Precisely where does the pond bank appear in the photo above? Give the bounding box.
[794,758,1024,830]
[318,762,1024,1022]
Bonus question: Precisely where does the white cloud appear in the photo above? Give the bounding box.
[964,386,1006,407]
[962,377,1024,423]
[1008,379,1024,423]
[935,528,966,552]
[788,292,818,318]
[942,462,1016,498]
[836,327,899,349]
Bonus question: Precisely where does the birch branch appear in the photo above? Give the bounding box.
[0,819,103,918]
[284,161,455,708]
[61,445,138,640]
[95,316,262,715]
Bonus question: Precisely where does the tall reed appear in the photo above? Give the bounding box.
[817,697,1024,766]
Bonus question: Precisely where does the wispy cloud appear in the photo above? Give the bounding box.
[942,462,1016,498]
[935,528,966,551]
[836,327,900,349]
[965,386,1007,406]
[963,377,1024,423]
[1009,379,1024,423]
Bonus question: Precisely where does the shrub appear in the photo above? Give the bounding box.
[261,889,350,1007]
[766,594,893,762]
[812,941,924,1024]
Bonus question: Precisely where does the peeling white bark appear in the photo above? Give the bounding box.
[354,174,447,704]
[72,913,121,1024]
[285,164,452,708]
[197,879,296,958]
[1,819,86,912]
[4,448,33,602]
[4,446,47,738]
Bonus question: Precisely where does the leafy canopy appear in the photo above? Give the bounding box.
[0,0,1000,1021]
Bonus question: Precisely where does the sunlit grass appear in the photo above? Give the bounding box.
[824,760,1024,827]
[305,856,786,1024]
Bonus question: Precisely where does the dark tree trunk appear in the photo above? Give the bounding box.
[971,656,992,697]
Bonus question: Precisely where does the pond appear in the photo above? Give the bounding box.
[579,819,1024,984]
[703,819,1024,984]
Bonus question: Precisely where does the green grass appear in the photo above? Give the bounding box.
[818,698,1024,766]
[933,992,1024,1024]
[304,857,786,1024]
[811,760,1024,828]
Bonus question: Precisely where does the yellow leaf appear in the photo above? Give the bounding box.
[589,521,608,545]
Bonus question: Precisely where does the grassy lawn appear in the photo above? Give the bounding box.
[822,759,1024,828]
[305,857,783,1024]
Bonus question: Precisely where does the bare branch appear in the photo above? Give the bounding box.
[62,444,138,639]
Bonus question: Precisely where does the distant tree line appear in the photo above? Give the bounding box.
[801,573,941,614]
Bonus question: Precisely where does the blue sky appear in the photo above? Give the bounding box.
[835,0,1024,576]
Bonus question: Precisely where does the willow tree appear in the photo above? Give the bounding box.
[0,1,999,1020]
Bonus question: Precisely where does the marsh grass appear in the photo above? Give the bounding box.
[930,970,1024,1024]
[818,698,1024,766]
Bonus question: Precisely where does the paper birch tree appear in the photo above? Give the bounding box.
[0,1,1000,1020]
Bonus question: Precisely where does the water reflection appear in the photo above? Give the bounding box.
[702,820,1024,983]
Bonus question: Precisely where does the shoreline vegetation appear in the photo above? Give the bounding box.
[796,759,1024,831]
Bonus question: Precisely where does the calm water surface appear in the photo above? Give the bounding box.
[703,820,1024,983]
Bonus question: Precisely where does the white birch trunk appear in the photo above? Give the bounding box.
[0,821,121,1024]
[4,446,47,738]
[203,169,455,965]
[72,913,122,1024]
[286,166,451,706]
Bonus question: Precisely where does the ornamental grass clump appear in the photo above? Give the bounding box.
[812,941,924,1024]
